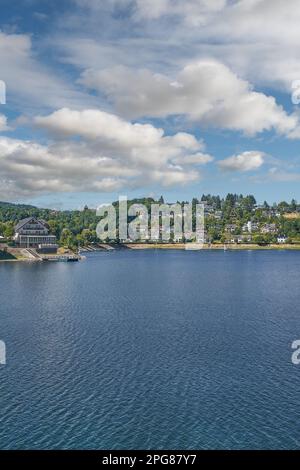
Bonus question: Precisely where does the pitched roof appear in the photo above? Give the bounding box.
[15,217,48,231]
[15,217,33,231]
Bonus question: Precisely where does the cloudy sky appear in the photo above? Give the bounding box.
[1,0,300,208]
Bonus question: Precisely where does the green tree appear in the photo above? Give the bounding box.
[60,228,75,248]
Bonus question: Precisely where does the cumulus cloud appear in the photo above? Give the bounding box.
[80,61,298,136]
[0,108,213,199]
[218,151,266,172]
[34,107,207,166]
[35,108,165,149]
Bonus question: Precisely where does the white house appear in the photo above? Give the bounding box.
[231,234,252,244]
[242,221,259,233]
[214,211,223,220]
[14,217,57,248]
[225,224,237,233]
[277,236,288,244]
[261,223,278,234]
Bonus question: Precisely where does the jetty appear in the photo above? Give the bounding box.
[42,254,80,262]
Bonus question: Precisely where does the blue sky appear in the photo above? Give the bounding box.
[1,0,300,209]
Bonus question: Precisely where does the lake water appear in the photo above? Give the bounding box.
[0,250,300,449]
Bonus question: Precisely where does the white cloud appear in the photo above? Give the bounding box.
[34,107,208,166]
[80,61,298,136]
[218,151,266,172]
[35,107,165,149]
[0,108,213,199]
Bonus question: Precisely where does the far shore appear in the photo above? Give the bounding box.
[125,243,300,251]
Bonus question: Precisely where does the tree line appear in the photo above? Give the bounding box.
[0,195,300,247]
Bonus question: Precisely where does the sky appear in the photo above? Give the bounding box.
[0,0,300,209]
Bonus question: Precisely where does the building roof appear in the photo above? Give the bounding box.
[15,217,48,231]
[15,217,33,231]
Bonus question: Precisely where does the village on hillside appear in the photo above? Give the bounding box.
[0,194,300,261]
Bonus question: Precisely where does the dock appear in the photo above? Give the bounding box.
[41,254,80,262]
[21,248,80,262]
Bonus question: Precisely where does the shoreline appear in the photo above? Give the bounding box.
[2,243,300,263]
[0,248,81,263]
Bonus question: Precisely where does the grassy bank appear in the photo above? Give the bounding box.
[0,250,17,261]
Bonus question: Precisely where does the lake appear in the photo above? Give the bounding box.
[0,250,299,449]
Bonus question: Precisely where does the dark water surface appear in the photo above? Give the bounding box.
[0,250,299,449]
